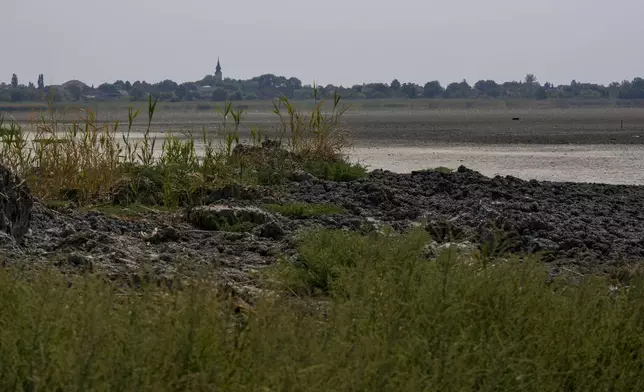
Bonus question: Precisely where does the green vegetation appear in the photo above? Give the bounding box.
[303,159,368,182]
[1,229,643,390]
[264,202,344,219]
[425,166,454,173]
[0,89,364,207]
[5,70,644,104]
[187,209,256,233]
[2,80,644,390]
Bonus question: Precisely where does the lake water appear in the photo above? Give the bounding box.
[349,144,644,185]
[10,126,644,185]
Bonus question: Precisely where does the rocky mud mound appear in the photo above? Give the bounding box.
[3,163,644,285]
[285,166,644,266]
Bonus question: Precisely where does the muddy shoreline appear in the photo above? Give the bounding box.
[4,164,644,290]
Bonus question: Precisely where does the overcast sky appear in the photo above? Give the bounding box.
[3,0,643,87]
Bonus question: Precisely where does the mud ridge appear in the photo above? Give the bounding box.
[4,164,644,286]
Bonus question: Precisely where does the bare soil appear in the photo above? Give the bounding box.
[11,107,644,145]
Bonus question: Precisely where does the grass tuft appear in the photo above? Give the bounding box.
[303,159,368,182]
[0,93,364,207]
[430,166,454,173]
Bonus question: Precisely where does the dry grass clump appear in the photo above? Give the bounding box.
[0,91,364,207]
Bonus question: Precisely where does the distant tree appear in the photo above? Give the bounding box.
[444,79,471,98]
[37,74,44,90]
[232,91,243,101]
[474,80,501,98]
[211,88,227,101]
[173,85,188,100]
[524,73,537,85]
[10,89,25,102]
[97,83,120,95]
[422,81,444,98]
[130,87,146,101]
[533,86,548,100]
[391,79,401,90]
[125,81,132,90]
[608,81,620,98]
[363,83,390,98]
[28,82,35,89]
[156,79,178,93]
[401,82,418,98]
[11,74,18,88]
[46,87,65,102]
[288,77,302,89]
[113,80,126,90]
[65,84,83,101]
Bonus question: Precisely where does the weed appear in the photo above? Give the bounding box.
[303,159,368,182]
[431,166,454,173]
[272,86,352,161]
[0,91,363,207]
[416,166,455,174]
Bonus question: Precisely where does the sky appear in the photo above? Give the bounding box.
[3,0,643,88]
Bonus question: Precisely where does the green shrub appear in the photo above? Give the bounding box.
[430,166,454,173]
[304,160,367,182]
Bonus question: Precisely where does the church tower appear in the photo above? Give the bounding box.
[214,58,223,84]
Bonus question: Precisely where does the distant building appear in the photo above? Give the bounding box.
[214,58,223,84]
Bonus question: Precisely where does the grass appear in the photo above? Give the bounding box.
[415,166,455,174]
[1,229,644,390]
[303,159,368,182]
[264,202,344,219]
[187,212,255,232]
[430,166,454,173]
[0,91,367,208]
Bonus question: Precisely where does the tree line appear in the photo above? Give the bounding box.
[3,72,644,103]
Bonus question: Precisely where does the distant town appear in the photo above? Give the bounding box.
[3,59,644,103]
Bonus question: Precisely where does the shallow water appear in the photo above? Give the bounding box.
[11,126,644,185]
[350,144,644,185]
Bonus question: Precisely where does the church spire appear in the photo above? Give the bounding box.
[215,57,223,83]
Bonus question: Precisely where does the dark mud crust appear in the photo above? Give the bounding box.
[342,110,644,145]
[6,165,644,287]
[283,167,644,270]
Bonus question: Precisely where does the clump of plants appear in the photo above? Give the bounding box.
[2,229,644,390]
[0,89,366,208]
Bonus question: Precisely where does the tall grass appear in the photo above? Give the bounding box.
[1,229,643,391]
[0,92,363,206]
[273,85,352,162]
